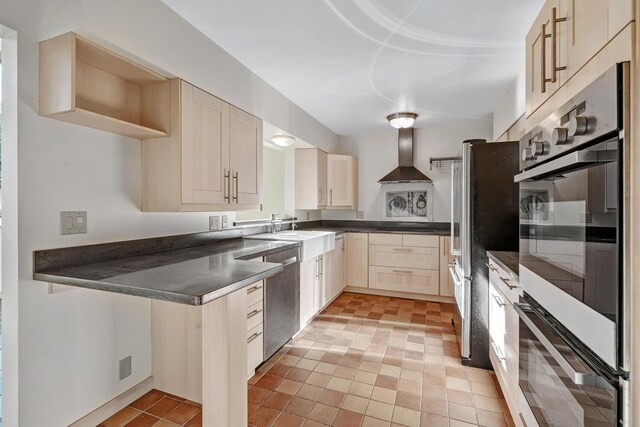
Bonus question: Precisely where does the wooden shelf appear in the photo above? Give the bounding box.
[40,32,170,139]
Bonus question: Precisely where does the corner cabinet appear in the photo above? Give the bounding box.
[327,154,358,209]
[142,80,263,212]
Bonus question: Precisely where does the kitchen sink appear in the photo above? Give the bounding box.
[245,230,336,261]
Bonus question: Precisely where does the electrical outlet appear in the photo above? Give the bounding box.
[119,356,132,380]
[305,211,310,221]
[221,215,229,229]
[60,211,87,235]
[356,210,364,219]
[209,216,220,231]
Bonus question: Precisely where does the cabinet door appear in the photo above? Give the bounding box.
[560,0,609,81]
[439,237,454,297]
[525,0,561,116]
[299,259,316,327]
[369,266,439,295]
[327,154,355,208]
[229,105,262,206]
[318,150,328,208]
[181,81,229,204]
[321,250,336,308]
[334,236,346,296]
[346,233,368,288]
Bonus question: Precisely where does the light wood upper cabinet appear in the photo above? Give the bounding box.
[525,0,633,117]
[40,32,170,139]
[439,236,454,297]
[143,80,262,212]
[327,154,358,209]
[230,106,263,206]
[295,148,328,210]
[526,0,561,116]
[346,233,368,288]
[181,82,229,205]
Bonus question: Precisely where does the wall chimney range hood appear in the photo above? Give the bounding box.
[378,127,433,184]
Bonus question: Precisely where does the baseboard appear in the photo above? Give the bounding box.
[69,376,154,427]
[344,287,456,304]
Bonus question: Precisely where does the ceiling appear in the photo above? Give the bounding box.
[162,0,544,135]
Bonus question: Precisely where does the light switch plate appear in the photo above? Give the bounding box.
[221,215,229,229]
[60,211,87,235]
[209,216,220,231]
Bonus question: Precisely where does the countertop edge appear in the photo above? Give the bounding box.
[486,251,519,280]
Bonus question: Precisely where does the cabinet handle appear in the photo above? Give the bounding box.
[485,262,497,273]
[232,171,239,203]
[247,309,263,319]
[315,257,320,279]
[247,284,263,294]
[492,294,505,308]
[491,341,506,362]
[500,277,518,290]
[550,7,567,83]
[541,22,552,93]
[224,169,230,202]
[393,248,413,252]
[393,269,413,274]
[318,188,322,204]
[247,331,263,343]
[329,189,333,206]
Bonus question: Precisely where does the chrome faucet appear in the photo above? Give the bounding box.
[270,213,283,234]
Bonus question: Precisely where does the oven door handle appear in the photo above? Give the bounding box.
[514,303,604,388]
[514,148,617,182]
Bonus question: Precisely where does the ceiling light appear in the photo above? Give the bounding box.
[387,112,418,129]
[270,134,296,147]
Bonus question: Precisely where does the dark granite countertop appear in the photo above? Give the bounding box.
[34,238,300,305]
[486,251,519,279]
[298,220,450,236]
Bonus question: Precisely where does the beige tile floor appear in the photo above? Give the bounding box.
[247,292,514,427]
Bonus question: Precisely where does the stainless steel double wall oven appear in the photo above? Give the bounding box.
[515,63,630,426]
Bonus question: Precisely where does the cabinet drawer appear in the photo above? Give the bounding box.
[369,266,439,295]
[247,323,264,379]
[247,301,263,331]
[369,245,439,270]
[402,234,439,248]
[369,233,403,246]
[246,281,264,307]
[488,261,520,304]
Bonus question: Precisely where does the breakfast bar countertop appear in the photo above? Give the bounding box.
[33,235,300,306]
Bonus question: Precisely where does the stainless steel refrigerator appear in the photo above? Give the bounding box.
[449,139,519,368]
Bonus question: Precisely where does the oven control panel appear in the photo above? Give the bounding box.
[519,63,625,171]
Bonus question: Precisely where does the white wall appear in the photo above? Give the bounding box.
[493,68,525,140]
[325,123,493,222]
[0,1,338,425]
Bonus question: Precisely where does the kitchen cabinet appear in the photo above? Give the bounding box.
[525,0,633,117]
[525,0,562,116]
[439,236,454,297]
[323,235,346,306]
[39,32,171,139]
[300,254,326,327]
[367,233,440,296]
[142,79,263,212]
[487,258,522,427]
[327,154,358,209]
[151,285,250,426]
[246,281,264,379]
[295,148,328,210]
[346,233,368,288]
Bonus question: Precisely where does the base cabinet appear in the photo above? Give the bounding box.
[346,233,368,288]
[151,286,251,426]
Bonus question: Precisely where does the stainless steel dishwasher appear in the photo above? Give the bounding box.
[263,247,300,361]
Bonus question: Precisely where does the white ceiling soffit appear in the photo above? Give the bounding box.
[162,0,544,135]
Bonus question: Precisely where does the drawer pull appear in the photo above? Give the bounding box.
[247,285,263,294]
[500,277,518,290]
[247,331,263,343]
[247,309,263,319]
[485,262,497,273]
[392,269,413,274]
[393,248,413,252]
[492,294,505,308]
[491,341,506,361]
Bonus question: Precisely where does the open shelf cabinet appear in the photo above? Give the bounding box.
[40,32,170,139]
